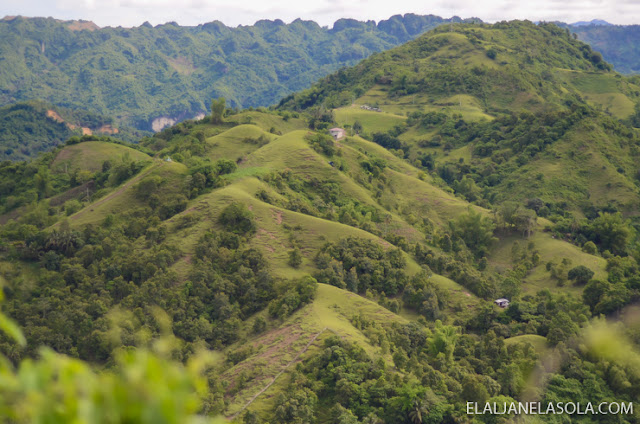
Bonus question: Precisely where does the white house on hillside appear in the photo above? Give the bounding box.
[329,128,346,140]
[494,298,510,308]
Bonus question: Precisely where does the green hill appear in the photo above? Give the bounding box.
[282,21,640,219]
[1,21,639,424]
[279,21,634,114]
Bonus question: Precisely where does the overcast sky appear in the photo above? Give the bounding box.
[2,0,639,28]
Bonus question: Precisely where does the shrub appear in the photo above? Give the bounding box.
[288,248,302,268]
[568,265,595,285]
[215,159,237,175]
[64,199,83,216]
[582,241,597,254]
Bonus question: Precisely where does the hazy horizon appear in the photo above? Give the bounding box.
[1,0,638,29]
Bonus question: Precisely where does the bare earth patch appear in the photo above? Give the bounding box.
[272,210,283,225]
[46,110,64,123]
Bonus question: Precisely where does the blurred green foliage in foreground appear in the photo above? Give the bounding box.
[0,291,222,424]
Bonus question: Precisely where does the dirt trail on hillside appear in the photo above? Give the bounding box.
[228,327,330,420]
[71,162,164,221]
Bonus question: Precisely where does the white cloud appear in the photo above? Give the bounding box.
[1,0,639,27]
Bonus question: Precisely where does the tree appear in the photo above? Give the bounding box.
[499,277,521,299]
[428,321,458,361]
[461,376,489,403]
[274,387,317,424]
[353,120,363,134]
[409,399,427,424]
[331,404,360,424]
[588,213,633,256]
[513,208,536,237]
[34,167,51,199]
[497,202,536,237]
[497,363,524,397]
[135,175,163,200]
[567,265,594,285]
[582,241,597,254]
[243,411,261,424]
[211,97,226,125]
[496,201,520,231]
[453,176,481,202]
[252,317,267,334]
[450,208,496,256]
[295,276,318,304]
[215,159,236,175]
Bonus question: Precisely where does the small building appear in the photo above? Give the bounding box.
[329,127,346,140]
[494,298,510,308]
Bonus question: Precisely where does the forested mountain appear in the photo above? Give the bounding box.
[569,23,640,74]
[0,14,477,132]
[1,21,639,423]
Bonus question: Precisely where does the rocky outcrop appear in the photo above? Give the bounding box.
[151,112,206,132]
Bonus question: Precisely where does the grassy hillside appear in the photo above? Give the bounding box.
[51,140,151,173]
[281,21,640,230]
[221,282,409,417]
[4,16,640,163]
[280,21,639,115]
[1,108,637,424]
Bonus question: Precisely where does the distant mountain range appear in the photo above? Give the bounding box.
[570,19,613,27]
[569,23,640,73]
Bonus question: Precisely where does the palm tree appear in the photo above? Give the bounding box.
[408,399,427,424]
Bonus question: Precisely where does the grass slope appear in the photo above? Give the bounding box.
[68,159,187,226]
[51,141,151,173]
[333,106,406,133]
[221,283,408,418]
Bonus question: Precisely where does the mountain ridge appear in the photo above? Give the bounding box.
[2,12,638,139]
[0,14,478,133]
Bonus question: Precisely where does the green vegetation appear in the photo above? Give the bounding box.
[0,101,149,161]
[211,98,226,125]
[279,21,624,114]
[0,291,223,423]
[570,23,640,74]
[0,101,73,161]
[0,15,476,132]
[0,138,152,218]
[2,17,640,160]
[0,19,639,424]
